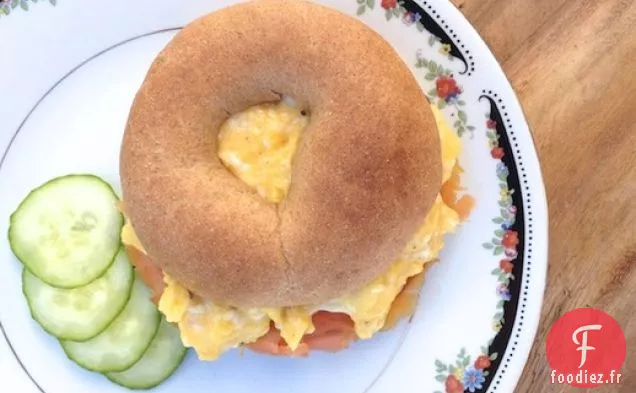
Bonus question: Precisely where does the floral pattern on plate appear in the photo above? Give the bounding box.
[0,0,56,17]
[361,1,526,389]
[412,67,521,393]
[357,0,472,72]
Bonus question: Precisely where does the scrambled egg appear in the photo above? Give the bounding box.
[122,99,464,360]
[217,98,309,203]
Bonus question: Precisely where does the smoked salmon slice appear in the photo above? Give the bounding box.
[382,269,429,332]
[122,208,429,357]
[441,164,475,221]
[247,312,357,356]
[126,243,423,356]
[124,244,165,304]
[246,324,311,357]
[125,244,360,355]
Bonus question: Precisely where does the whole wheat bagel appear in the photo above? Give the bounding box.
[120,0,441,308]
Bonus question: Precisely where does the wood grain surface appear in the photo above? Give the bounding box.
[452,0,636,391]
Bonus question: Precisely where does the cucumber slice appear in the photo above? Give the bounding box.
[9,174,123,288]
[23,248,134,342]
[61,276,160,373]
[106,318,187,390]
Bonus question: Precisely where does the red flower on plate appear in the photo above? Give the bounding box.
[491,146,505,159]
[474,355,492,369]
[436,76,462,102]
[501,230,519,249]
[445,375,464,393]
[381,0,397,9]
[487,119,497,129]
[499,259,514,273]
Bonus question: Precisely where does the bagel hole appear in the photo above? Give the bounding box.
[217,96,309,204]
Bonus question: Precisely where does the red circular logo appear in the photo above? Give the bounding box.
[546,308,626,388]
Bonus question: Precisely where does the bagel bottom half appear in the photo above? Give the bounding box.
[120,99,474,361]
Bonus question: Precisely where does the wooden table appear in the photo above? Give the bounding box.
[451,0,636,391]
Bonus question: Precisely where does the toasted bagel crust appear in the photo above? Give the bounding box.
[120,0,441,307]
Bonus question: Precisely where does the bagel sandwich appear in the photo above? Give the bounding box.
[119,0,474,361]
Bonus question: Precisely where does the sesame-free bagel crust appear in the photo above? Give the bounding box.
[120,0,441,308]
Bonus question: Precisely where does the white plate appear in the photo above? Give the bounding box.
[0,1,548,392]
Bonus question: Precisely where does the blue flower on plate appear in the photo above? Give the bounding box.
[445,91,460,103]
[496,162,509,178]
[402,11,422,25]
[463,367,486,392]
[501,216,515,230]
[496,284,512,301]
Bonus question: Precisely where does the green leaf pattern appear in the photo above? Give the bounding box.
[355,0,376,16]
[0,0,55,18]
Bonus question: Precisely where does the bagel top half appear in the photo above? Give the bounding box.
[120,0,442,308]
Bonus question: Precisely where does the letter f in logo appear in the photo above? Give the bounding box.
[572,324,602,368]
